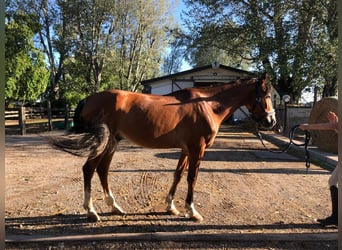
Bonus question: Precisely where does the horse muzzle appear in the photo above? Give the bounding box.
[258,111,276,130]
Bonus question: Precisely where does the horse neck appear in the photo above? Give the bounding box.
[208,82,255,123]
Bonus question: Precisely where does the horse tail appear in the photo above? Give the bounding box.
[71,98,86,133]
[48,98,111,159]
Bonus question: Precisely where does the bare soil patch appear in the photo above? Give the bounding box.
[5,125,337,249]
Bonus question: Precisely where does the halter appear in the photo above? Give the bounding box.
[250,80,275,121]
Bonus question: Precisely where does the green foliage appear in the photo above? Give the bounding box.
[7,0,337,105]
[6,0,175,105]
[105,0,171,92]
[55,0,172,94]
[5,11,49,105]
[182,0,338,102]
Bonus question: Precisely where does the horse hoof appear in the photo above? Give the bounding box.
[186,213,203,222]
[87,213,100,222]
[185,203,203,222]
[167,208,180,216]
[190,213,203,222]
[112,206,125,215]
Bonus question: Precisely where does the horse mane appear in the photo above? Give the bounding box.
[162,77,261,102]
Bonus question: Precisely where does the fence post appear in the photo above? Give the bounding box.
[64,104,69,129]
[18,104,26,135]
[47,101,52,131]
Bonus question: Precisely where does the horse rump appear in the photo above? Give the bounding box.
[48,123,111,159]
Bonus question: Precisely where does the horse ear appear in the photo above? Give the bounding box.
[260,73,268,92]
[261,72,267,81]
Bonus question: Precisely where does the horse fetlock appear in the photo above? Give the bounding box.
[185,203,203,222]
[111,203,125,215]
[105,193,125,215]
[165,194,173,204]
[83,193,100,221]
[166,195,180,215]
[167,205,180,216]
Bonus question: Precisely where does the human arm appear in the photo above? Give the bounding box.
[298,112,338,133]
[298,122,338,131]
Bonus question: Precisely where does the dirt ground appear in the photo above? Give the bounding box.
[5,125,338,249]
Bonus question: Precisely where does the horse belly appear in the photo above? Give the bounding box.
[119,129,182,149]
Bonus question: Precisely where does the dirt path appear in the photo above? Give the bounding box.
[5,126,338,249]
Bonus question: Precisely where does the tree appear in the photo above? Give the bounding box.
[161,27,186,74]
[58,0,173,93]
[15,0,68,102]
[112,0,172,91]
[59,0,118,94]
[7,0,176,104]
[306,0,337,97]
[5,11,49,106]
[182,0,337,102]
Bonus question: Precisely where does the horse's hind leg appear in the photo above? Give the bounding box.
[83,157,102,222]
[96,150,125,215]
[166,150,188,215]
[184,146,205,222]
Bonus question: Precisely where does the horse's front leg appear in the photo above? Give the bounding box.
[166,151,188,216]
[185,148,205,222]
[83,160,100,222]
[96,150,125,215]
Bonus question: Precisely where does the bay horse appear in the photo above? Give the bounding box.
[49,74,276,222]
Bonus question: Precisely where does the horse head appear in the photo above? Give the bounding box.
[246,74,276,129]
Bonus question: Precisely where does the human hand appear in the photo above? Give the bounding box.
[298,124,309,130]
[327,111,338,123]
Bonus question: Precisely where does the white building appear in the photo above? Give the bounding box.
[142,63,280,121]
[142,63,253,94]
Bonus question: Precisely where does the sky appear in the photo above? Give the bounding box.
[172,0,192,71]
[173,0,185,23]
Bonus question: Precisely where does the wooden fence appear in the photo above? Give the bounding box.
[5,102,75,135]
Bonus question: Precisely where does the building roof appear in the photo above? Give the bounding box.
[141,63,255,85]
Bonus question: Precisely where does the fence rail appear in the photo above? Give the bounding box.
[5,110,19,119]
[5,103,75,135]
